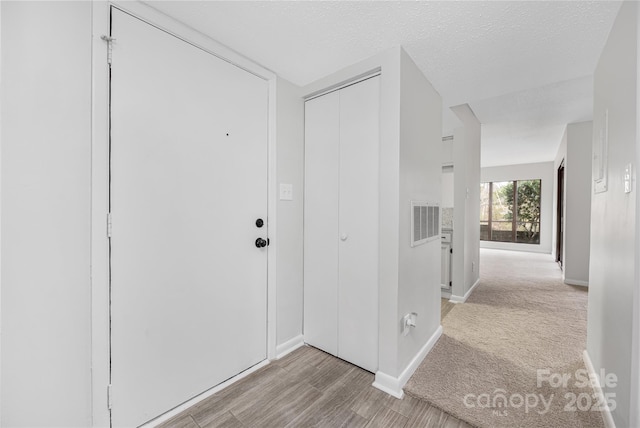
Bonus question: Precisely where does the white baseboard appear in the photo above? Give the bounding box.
[583,350,616,428]
[565,278,589,287]
[373,325,443,399]
[480,243,549,254]
[276,334,305,359]
[449,278,481,303]
[143,359,270,427]
[373,371,405,399]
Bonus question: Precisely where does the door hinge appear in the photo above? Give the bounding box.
[107,384,113,410]
[101,35,116,65]
[107,212,112,238]
[449,281,452,286]
[450,248,453,254]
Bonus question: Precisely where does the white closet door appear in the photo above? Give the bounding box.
[109,9,268,427]
[303,91,340,355]
[338,77,380,372]
[304,77,380,372]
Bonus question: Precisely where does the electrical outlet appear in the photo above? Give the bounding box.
[401,312,417,336]
[402,314,411,336]
[624,163,633,194]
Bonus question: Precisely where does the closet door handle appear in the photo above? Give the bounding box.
[340,233,348,241]
[255,238,267,248]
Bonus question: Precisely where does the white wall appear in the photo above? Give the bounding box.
[1,3,4,423]
[301,47,443,392]
[450,106,481,300]
[441,138,454,165]
[552,122,592,286]
[275,77,304,349]
[481,162,554,254]
[1,3,3,423]
[1,2,92,426]
[441,167,454,208]
[564,121,592,285]
[397,48,443,374]
[587,2,638,426]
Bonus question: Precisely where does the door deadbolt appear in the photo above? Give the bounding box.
[256,218,264,228]
[255,238,269,248]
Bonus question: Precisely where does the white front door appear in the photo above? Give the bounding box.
[109,8,268,427]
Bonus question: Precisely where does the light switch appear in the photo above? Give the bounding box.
[624,163,633,194]
[279,183,293,201]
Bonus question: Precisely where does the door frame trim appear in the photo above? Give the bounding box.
[90,2,277,426]
[556,159,565,266]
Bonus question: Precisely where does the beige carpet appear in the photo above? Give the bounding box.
[405,249,604,428]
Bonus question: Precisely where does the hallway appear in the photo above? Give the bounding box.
[406,249,602,427]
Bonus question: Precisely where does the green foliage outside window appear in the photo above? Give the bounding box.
[480,179,541,244]
[500,180,541,243]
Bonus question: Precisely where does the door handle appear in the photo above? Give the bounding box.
[255,238,269,248]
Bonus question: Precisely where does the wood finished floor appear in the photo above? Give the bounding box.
[158,345,470,428]
[440,298,456,320]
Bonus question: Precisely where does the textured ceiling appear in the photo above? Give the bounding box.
[146,0,622,167]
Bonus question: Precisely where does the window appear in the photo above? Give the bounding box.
[480,180,541,244]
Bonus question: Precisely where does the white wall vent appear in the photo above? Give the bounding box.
[411,201,440,247]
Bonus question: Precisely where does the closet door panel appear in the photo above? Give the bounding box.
[338,77,380,372]
[303,92,340,355]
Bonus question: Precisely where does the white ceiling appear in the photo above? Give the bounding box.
[146,0,622,167]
